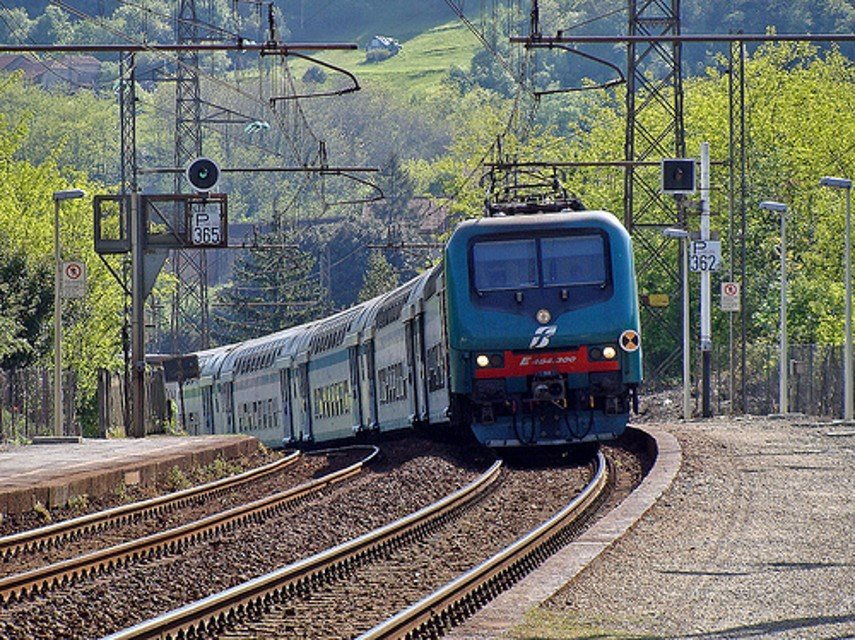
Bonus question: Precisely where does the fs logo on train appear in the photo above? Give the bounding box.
[529,325,557,349]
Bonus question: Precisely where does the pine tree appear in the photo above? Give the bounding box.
[358,250,399,303]
[211,222,328,345]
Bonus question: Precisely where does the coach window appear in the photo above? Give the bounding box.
[472,239,537,292]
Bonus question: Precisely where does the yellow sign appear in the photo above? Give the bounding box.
[646,293,670,308]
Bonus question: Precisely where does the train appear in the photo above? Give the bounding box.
[170,206,642,449]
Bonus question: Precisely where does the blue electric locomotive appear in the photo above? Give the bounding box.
[171,206,641,449]
[444,210,642,447]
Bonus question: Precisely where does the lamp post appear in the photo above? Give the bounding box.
[53,188,85,437]
[820,176,853,421]
[760,200,788,415]
[663,227,691,420]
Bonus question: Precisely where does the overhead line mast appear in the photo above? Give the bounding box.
[172,0,207,354]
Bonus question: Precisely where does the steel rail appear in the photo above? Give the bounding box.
[102,459,504,640]
[0,446,379,605]
[357,451,609,639]
[0,450,301,560]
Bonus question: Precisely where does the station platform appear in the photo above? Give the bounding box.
[0,435,258,516]
[449,415,854,640]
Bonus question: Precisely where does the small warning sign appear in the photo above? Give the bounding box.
[721,281,740,312]
[61,260,86,298]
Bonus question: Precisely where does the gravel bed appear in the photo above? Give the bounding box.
[221,438,649,639]
[227,461,593,639]
[519,416,854,640]
[0,450,359,578]
[0,437,486,640]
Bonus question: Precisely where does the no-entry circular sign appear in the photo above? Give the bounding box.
[61,260,86,298]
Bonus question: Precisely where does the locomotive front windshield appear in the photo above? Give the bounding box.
[472,233,608,293]
[472,239,538,291]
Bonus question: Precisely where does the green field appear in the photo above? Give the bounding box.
[293,21,481,97]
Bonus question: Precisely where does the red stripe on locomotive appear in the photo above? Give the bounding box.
[474,346,619,379]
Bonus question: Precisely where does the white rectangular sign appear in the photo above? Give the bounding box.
[721,281,740,312]
[61,260,86,298]
[689,240,721,272]
[190,210,223,246]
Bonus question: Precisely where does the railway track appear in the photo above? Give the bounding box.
[0,446,379,605]
[360,451,610,639]
[104,451,611,640]
[0,450,302,562]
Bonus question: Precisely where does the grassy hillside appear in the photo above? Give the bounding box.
[293,21,481,96]
[283,2,463,44]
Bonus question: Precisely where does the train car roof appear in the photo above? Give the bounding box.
[219,324,309,376]
[453,210,624,232]
[196,343,238,379]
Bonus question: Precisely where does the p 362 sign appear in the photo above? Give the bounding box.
[190,210,225,247]
[689,240,721,272]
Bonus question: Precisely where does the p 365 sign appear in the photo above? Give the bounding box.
[190,210,226,247]
[689,240,721,272]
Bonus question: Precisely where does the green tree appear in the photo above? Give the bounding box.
[0,113,125,430]
[212,222,328,344]
[358,250,398,302]
[0,233,52,368]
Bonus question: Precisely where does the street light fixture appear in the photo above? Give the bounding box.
[760,200,788,415]
[820,176,853,421]
[663,227,691,420]
[53,188,85,437]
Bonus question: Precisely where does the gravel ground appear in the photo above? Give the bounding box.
[514,415,854,640]
[0,438,484,639]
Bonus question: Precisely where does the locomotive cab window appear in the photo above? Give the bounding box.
[541,235,607,287]
[472,239,537,292]
[470,231,612,311]
[472,232,609,291]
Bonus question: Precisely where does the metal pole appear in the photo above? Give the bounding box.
[739,42,747,413]
[53,198,62,437]
[52,189,84,437]
[780,208,788,414]
[820,177,853,420]
[700,142,712,417]
[130,192,146,437]
[682,235,691,419]
[846,186,853,421]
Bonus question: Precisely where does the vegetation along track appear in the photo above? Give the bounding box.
[0,438,486,639]
[0,446,378,605]
[107,438,647,640]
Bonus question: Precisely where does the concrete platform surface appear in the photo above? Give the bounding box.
[0,435,258,516]
[449,417,854,640]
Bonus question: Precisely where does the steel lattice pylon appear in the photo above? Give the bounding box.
[624,0,686,381]
[171,0,209,354]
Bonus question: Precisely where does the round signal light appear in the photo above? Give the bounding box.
[602,346,617,360]
[489,353,504,368]
[476,354,490,368]
[536,309,552,324]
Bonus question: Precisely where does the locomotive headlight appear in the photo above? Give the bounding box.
[476,354,491,368]
[602,346,617,360]
[536,308,551,324]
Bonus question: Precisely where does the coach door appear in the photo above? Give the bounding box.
[404,314,426,425]
[348,346,363,432]
[290,361,311,442]
[201,386,215,434]
[279,368,294,442]
[361,340,378,429]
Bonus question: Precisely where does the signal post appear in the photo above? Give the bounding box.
[96,158,227,437]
